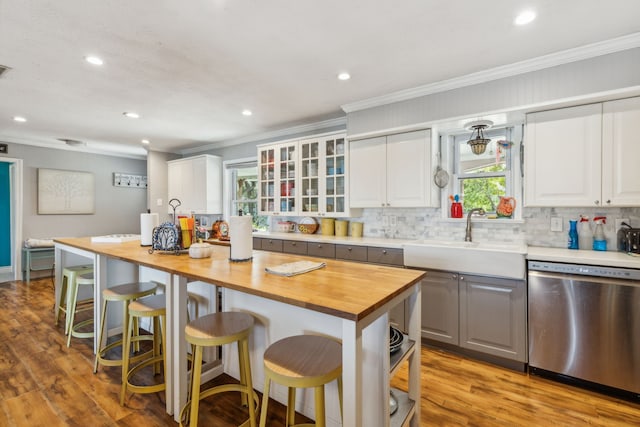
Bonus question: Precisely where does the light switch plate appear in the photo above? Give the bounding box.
[550,217,563,232]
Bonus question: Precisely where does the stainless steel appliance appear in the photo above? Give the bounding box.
[528,260,640,396]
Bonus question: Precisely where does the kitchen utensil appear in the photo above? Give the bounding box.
[390,325,404,354]
[434,165,449,188]
[390,390,399,416]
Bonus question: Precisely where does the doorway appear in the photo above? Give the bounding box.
[0,157,23,282]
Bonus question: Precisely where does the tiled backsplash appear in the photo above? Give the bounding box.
[274,207,640,250]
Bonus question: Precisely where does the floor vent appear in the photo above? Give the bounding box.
[0,65,10,78]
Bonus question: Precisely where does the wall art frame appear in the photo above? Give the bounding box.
[37,168,95,214]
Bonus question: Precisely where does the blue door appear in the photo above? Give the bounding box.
[0,162,10,267]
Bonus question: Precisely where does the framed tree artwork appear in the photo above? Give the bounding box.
[37,168,95,214]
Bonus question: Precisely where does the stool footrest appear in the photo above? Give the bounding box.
[96,338,155,367]
[126,354,166,395]
[180,385,259,426]
[70,319,94,338]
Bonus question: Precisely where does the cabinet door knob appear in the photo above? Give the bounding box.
[594,200,600,205]
[460,276,464,281]
[606,200,611,204]
[452,274,457,279]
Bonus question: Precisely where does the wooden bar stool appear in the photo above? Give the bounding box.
[93,282,158,381]
[66,271,95,347]
[55,264,93,332]
[120,293,167,405]
[179,312,258,427]
[259,335,343,427]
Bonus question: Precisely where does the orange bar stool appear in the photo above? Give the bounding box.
[93,282,158,381]
[259,335,343,427]
[120,293,167,405]
[66,271,95,347]
[55,264,93,332]
[179,312,258,427]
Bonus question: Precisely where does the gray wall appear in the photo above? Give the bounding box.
[2,142,147,239]
[347,48,640,135]
[147,150,179,221]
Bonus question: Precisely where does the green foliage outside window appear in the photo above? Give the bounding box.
[460,164,506,213]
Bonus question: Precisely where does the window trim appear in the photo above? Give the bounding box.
[223,156,258,221]
[442,124,523,220]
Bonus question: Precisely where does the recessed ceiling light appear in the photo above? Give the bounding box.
[514,10,536,26]
[141,139,150,144]
[13,116,27,122]
[85,55,104,66]
[242,109,252,116]
[338,72,351,81]
[123,112,140,119]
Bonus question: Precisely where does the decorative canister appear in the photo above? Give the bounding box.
[321,218,335,236]
[335,220,348,237]
[350,222,363,237]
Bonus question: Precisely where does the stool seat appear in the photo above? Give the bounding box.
[260,335,343,427]
[121,293,167,406]
[66,272,95,347]
[103,281,158,300]
[180,312,258,427]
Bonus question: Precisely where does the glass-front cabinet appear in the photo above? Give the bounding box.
[258,133,359,218]
[258,141,297,215]
[300,134,350,217]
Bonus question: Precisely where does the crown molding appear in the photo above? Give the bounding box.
[341,32,640,113]
[0,136,147,160]
[180,116,347,155]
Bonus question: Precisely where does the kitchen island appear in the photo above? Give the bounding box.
[54,237,424,427]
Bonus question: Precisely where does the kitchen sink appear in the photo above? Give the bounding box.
[403,239,527,279]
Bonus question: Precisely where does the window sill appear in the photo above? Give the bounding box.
[441,217,525,225]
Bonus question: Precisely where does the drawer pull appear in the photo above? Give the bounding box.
[382,250,387,254]
[318,244,322,248]
[292,242,296,246]
[347,247,352,251]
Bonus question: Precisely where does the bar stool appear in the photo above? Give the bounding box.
[93,282,158,382]
[55,264,93,332]
[179,312,258,427]
[120,293,167,405]
[66,272,95,347]
[259,335,343,427]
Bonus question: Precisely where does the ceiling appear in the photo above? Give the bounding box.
[1,1,640,158]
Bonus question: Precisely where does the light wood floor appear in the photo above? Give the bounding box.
[2,277,640,426]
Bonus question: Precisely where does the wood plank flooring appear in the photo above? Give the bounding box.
[1,277,640,426]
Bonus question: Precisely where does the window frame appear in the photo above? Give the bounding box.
[444,124,523,220]
[223,157,267,229]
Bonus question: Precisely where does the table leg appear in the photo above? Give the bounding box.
[172,274,189,422]
[341,319,362,427]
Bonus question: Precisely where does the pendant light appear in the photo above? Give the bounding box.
[465,120,493,155]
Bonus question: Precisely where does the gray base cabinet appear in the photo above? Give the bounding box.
[421,271,459,345]
[421,270,527,362]
[459,274,526,362]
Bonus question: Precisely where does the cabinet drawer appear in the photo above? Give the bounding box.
[261,239,283,252]
[283,240,308,255]
[253,237,262,250]
[307,242,336,258]
[367,247,403,266]
[335,245,368,262]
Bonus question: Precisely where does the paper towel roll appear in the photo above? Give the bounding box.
[230,215,253,261]
[140,213,159,246]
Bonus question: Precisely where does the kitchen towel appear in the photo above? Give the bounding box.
[230,215,253,261]
[140,213,159,246]
[265,260,326,277]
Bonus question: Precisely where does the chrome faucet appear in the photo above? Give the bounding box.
[465,208,485,242]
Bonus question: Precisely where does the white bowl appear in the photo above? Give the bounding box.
[189,242,212,258]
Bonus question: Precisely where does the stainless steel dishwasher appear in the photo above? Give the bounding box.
[528,260,640,397]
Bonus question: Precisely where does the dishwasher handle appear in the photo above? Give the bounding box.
[528,270,640,288]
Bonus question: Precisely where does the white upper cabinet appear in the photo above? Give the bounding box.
[602,97,640,206]
[525,99,640,207]
[350,129,436,208]
[167,154,222,214]
[258,141,298,216]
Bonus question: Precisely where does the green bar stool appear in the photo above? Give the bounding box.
[93,281,158,385]
[66,271,95,347]
[120,293,167,406]
[179,312,258,427]
[55,264,93,333]
[259,335,343,427]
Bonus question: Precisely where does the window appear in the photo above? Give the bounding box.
[451,125,521,215]
[225,159,268,231]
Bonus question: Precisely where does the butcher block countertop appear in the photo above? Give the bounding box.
[54,237,425,321]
